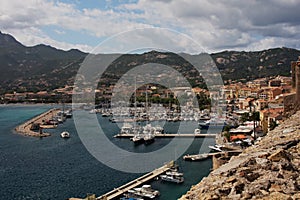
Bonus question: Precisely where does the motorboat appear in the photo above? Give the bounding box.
[160,168,184,183]
[126,185,160,199]
[194,128,201,134]
[60,131,70,138]
[183,153,209,161]
[160,174,184,183]
[130,134,144,144]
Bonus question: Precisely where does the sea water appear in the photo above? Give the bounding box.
[0,105,214,200]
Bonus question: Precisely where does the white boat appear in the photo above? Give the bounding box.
[130,133,144,144]
[120,123,133,134]
[208,145,223,152]
[194,128,201,134]
[143,124,155,144]
[127,185,160,199]
[160,174,184,183]
[160,168,184,183]
[60,131,70,138]
[165,171,184,176]
[183,153,209,161]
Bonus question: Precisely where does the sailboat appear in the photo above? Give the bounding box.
[131,78,144,144]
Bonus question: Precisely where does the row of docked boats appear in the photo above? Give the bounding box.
[119,123,164,145]
[120,167,184,199]
[94,105,214,122]
[122,185,160,200]
[160,168,184,184]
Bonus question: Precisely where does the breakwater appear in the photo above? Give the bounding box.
[15,108,60,137]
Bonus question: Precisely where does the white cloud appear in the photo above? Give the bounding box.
[1,0,300,52]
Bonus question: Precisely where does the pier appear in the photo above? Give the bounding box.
[15,108,60,137]
[183,151,242,160]
[114,133,216,138]
[73,161,175,200]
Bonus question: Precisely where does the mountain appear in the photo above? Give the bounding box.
[0,31,300,94]
[211,48,300,81]
[0,31,87,93]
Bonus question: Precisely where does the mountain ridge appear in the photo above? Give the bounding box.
[1,31,300,94]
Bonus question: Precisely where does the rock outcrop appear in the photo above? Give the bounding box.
[180,111,300,200]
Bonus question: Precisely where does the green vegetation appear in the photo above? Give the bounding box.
[1,31,300,97]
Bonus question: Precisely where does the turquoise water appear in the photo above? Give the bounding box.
[0,105,213,200]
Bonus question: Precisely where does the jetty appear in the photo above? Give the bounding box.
[69,161,175,200]
[15,108,60,137]
[183,151,242,161]
[114,133,216,138]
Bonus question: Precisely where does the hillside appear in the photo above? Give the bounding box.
[0,31,87,93]
[212,48,300,81]
[1,31,300,94]
[180,111,300,200]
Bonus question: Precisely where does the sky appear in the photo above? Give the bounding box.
[1,0,300,53]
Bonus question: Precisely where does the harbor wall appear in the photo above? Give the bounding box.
[15,108,60,137]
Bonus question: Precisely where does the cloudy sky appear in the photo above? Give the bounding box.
[1,0,300,53]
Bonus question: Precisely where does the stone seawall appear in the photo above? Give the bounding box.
[180,111,300,200]
[15,108,60,137]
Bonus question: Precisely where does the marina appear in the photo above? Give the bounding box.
[114,133,217,138]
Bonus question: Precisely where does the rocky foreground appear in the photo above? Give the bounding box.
[180,111,300,200]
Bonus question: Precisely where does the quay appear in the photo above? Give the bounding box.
[114,133,216,138]
[69,161,175,200]
[15,108,60,137]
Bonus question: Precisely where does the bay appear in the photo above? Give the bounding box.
[0,105,214,200]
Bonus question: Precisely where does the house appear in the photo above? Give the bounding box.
[259,108,283,134]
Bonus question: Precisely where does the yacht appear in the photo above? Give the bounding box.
[127,185,160,199]
[143,124,155,144]
[60,131,70,138]
[120,123,133,134]
[160,174,184,183]
[160,168,184,183]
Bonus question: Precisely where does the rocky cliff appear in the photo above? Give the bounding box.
[180,111,300,200]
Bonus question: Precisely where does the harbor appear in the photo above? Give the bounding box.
[114,133,216,138]
[2,105,214,199]
[15,108,61,137]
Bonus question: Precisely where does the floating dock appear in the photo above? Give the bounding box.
[71,161,175,200]
[114,133,216,138]
[15,108,60,137]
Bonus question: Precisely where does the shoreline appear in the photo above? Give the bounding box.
[15,108,61,137]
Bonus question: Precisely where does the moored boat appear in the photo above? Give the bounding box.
[183,153,209,161]
[160,168,184,183]
[160,174,184,183]
[126,185,160,199]
[60,131,70,138]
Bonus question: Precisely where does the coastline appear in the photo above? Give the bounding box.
[14,108,61,137]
